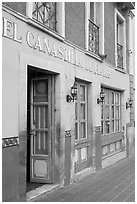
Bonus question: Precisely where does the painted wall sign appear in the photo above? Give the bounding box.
[2,17,111,78]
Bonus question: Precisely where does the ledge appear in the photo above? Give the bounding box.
[115,67,126,74]
[85,50,103,62]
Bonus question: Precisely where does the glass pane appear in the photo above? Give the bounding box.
[116,106,120,118]
[40,105,48,128]
[105,121,110,134]
[111,120,115,133]
[101,105,103,119]
[111,92,114,104]
[105,90,109,104]
[80,85,85,101]
[75,149,79,163]
[110,143,115,152]
[115,93,120,105]
[118,119,120,131]
[111,106,114,118]
[75,123,78,140]
[90,2,94,21]
[34,105,48,128]
[81,147,87,161]
[34,80,48,102]
[80,122,86,138]
[32,2,56,31]
[102,145,108,156]
[80,104,86,120]
[116,140,121,150]
[115,119,120,131]
[104,106,109,119]
[101,121,103,135]
[75,103,78,120]
[34,131,48,155]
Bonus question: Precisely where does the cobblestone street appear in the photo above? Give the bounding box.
[36,154,135,202]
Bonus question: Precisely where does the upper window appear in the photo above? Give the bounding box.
[88,3,99,55]
[27,2,65,37]
[85,2,104,57]
[32,2,56,31]
[115,9,126,70]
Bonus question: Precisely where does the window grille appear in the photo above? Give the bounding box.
[32,2,56,31]
[88,19,99,55]
[117,43,123,69]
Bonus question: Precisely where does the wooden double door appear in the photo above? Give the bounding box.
[28,75,55,183]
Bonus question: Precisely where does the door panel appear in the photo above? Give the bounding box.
[30,78,53,183]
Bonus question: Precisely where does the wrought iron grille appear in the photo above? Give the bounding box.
[32,2,56,31]
[88,19,99,55]
[117,43,123,69]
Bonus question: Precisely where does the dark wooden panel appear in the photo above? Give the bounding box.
[101,132,123,146]
[2,145,19,201]
[64,133,71,186]
[95,127,102,170]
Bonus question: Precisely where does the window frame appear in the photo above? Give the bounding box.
[75,82,88,141]
[115,8,126,70]
[101,88,121,136]
[85,2,104,56]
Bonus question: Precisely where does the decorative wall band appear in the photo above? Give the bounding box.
[2,137,19,148]
[65,130,71,138]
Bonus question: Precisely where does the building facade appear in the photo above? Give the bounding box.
[2,2,135,202]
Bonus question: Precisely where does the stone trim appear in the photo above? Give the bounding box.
[2,137,19,148]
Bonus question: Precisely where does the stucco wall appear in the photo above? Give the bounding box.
[65,2,85,49]
[104,2,115,67]
[2,2,26,16]
[2,7,131,201]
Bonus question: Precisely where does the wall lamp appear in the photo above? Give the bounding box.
[97,90,105,104]
[126,98,133,109]
[66,82,78,102]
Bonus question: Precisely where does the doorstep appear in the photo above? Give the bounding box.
[26,183,60,202]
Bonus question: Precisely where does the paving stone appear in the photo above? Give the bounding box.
[111,182,135,202]
[37,155,135,202]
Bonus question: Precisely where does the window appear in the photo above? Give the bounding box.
[74,81,90,172]
[32,2,56,31]
[101,89,121,135]
[27,2,65,37]
[115,9,126,69]
[75,83,87,140]
[88,3,99,55]
[85,2,104,56]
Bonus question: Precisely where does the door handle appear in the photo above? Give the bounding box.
[30,130,36,136]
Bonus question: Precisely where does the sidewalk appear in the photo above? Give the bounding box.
[36,154,135,202]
